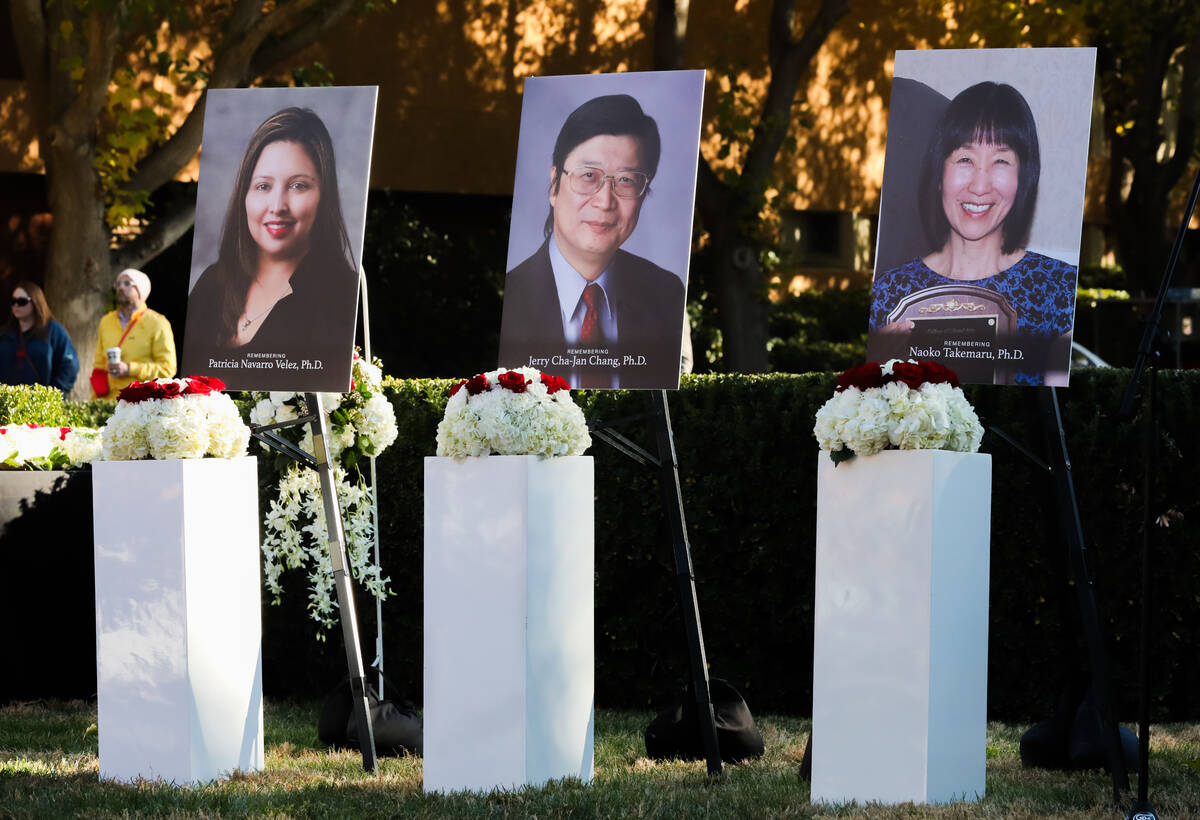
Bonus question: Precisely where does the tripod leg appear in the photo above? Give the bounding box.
[646,390,722,776]
[307,393,377,772]
[1039,387,1129,799]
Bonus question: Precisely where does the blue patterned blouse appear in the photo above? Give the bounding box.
[869,251,1077,385]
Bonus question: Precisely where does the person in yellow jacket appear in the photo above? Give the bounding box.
[90,269,177,399]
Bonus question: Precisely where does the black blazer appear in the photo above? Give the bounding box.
[498,239,685,389]
[182,254,359,391]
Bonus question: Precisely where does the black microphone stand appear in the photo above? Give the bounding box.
[1115,165,1200,820]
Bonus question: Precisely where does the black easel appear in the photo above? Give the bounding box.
[989,387,1130,802]
[252,393,378,773]
[589,389,723,777]
[1115,165,1200,820]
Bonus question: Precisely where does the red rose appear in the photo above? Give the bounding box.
[919,361,960,388]
[448,379,467,397]
[836,362,884,392]
[540,372,570,394]
[498,370,530,393]
[887,361,926,390]
[59,427,71,440]
[183,377,216,396]
[465,374,490,396]
[157,381,183,398]
[118,381,160,403]
[182,375,224,395]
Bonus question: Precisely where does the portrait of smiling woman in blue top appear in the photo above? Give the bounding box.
[869,81,1076,385]
[0,280,79,394]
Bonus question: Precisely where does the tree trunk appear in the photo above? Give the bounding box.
[43,135,111,400]
[1114,177,1173,296]
[709,226,771,372]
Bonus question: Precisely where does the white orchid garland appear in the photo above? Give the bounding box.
[260,464,388,628]
[249,352,398,631]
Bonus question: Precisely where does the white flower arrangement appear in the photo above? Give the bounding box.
[261,464,389,630]
[436,367,591,458]
[249,351,398,470]
[0,424,102,469]
[251,351,398,630]
[99,377,249,461]
[813,359,983,464]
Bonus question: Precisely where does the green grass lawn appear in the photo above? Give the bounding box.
[1,700,1197,818]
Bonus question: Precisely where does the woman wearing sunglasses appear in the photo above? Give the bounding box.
[0,280,79,393]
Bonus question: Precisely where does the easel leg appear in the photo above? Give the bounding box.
[307,393,378,772]
[1038,386,1129,799]
[645,390,722,776]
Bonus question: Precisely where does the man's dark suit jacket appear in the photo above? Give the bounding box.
[498,239,685,389]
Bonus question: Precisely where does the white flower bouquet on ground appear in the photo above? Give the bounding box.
[100,376,249,461]
[0,423,102,469]
[436,367,591,458]
[813,359,983,464]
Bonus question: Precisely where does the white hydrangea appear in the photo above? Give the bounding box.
[0,424,100,469]
[813,387,891,457]
[435,366,591,458]
[249,353,397,461]
[813,362,983,461]
[62,428,103,466]
[99,379,249,461]
[0,424,59,464]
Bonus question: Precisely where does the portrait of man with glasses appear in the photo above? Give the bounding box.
[499,77,704,390]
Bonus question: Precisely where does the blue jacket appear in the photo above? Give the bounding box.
[0,320,80,393]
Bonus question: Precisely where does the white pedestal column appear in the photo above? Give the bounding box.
[93,457,264,785]
[812,449,991,805]
[423,455,594,793]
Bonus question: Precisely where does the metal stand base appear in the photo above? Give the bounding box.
[989,388,1129,802]
[590,390,722,776]
[252,393,377,772]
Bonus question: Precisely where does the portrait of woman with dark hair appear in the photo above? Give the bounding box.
[183,105,359,389]
[868,81,1076,385]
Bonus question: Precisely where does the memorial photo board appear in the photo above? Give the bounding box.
[181,86,378,392]
[498,70,705,389]
[867,49,1096,386]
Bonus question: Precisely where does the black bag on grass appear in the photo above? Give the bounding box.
[644,677,764,763]
[1020,683,1136,772]
[318,675,422,757]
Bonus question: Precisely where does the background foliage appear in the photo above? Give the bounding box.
[3,371,1197,723]
[250,370,1200,722]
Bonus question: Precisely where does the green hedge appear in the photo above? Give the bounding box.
[0,384,70,426]
[61,372,1200,720]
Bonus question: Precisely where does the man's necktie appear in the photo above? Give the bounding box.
[580,283,605,345]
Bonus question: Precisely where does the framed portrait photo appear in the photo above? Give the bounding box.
[180,86,378,392]
[498,70,705,390]
[867,48,1096,387]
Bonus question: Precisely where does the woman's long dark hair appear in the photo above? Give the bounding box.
[4,280,53,339]
[211,106,355,346]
